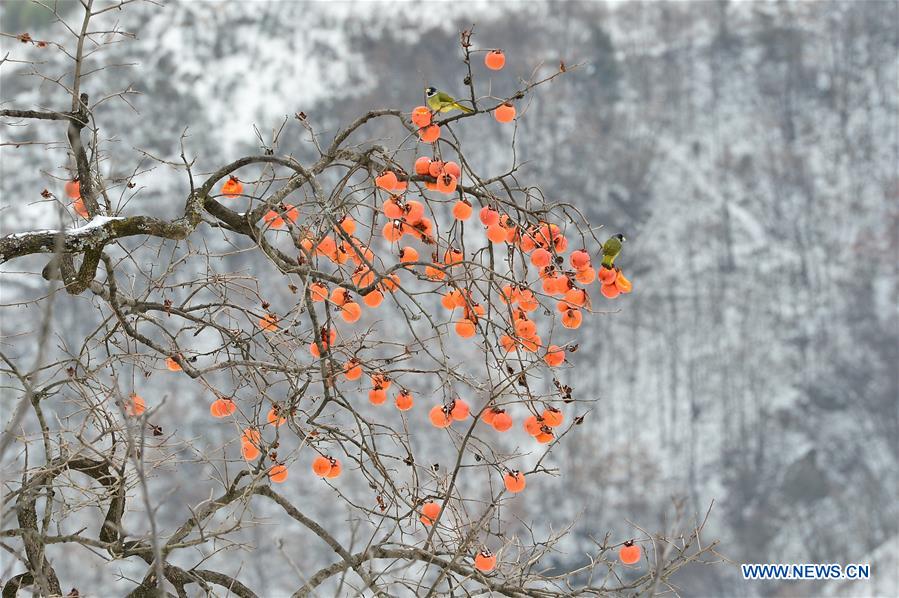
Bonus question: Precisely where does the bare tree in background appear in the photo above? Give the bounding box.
[0,2,719,596]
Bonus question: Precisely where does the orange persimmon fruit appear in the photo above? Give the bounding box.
[395,390,414,411]
[340,301,362,323]
[267,406,287,427]
[414,156,432,175]
[544,345,565,367]
[259,313,279,332]
[221,176,243,198]
[615,271,633,294]
[420,501,441,526]
[363,290,384,308]
[601,283,620,299]
[72,197,89,218]
[487,223,507,244]
[485,49,505,70]
[619,541,642,565]
[475,549,497,572]
[64,179,81,199]
[492,410,513,432]
[325,458,342,479]
[479,207,500,227]
[124,393,145,417]
[429,405,452,428]
[210,398,236,418]
[495,103,516,123]
[376,171,399,191]
[269,464,289,483]
[542,407,564,427]
[344,359,362,380]
[455,319,476,338]
[411,106,432,127]
[450,398,470,421]
[369,388,387,405]
[165,356,182,372]
[561,308,583,329]
[530,248,551,268]
[418,124,440,143]
[504,470,526,493]
[312,455,333,477]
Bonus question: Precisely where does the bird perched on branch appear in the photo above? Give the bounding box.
[425,86,473,114]
[601,233,626,268]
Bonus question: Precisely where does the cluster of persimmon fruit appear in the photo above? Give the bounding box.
[107,44,643,573]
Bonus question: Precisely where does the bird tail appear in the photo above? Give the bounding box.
[454,102,474,114]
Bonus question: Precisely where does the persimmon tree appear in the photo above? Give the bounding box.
[0,3,718,596]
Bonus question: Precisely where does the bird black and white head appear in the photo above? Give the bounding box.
[425,86,437,97]
[615,233,626,242]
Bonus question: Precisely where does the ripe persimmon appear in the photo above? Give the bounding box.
[420,501,441,526]
[482,407,499,425]
[570,249,590,270]
[241,442,260,461]
[429,405,452,428]
[419,124,440,143]
[312,455,333,477]
[427,160,444,178]
[494,103,516,123]
[317,235,337,258]
[425,263,446,281]
[475,549,497,572]
[338,215,356,235]
[455,319,476,338]
[344,359,362,381]
[371,373,392,390]
[165,356,182,372]
[544,345,565,367]
[561,308,583,329]
[514,317,537,339]
[382,220,404,242]
[64,179,81,199]
[485,49,505,70]
[443,161,461,178]
[444,248,464,267]
[504,470,526,493]
[395,389,414,411]
[399,246,419,264]
[340,301,362,323]
[542,407,564,427]
[263,204,298,229]
[518,289,538,312]
[486,223,507,244]
[523,415,542,436]
[210,398,236,418]
[615,271,633,294]
[492,410,513,432]
[479,207,500,227]
[405,200,425,224]
[520,334,541,352]
[369,388,387,405]
[330,287,349,306]
[376,171,399,191]
[72,197,89,218]
[124,393,145,417]
[564,288,588,308]
[269,464,289,483]
[619,541,642,565]
[598,266,618,284]
[450,398,470,421]
[363,290,384,307]
[325,458,342,479]
[267,406,287,427]
[499,334,516,353]
[310,282,328,302]
[259,313,279,332]
[530,248,551,268]
[383,197,404,219]
[435,173,457,194]
[242,427,261,446]
[575,266,596,284]
[221,176,243,198]
[535,429,554,443]
[601,283,620,299]
[411,106,432,127]
[414,156,432,175]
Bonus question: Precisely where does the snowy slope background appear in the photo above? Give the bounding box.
[1,1,897,596]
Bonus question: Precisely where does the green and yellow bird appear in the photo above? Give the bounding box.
[426,86,474,114]
[601,233,626,268]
